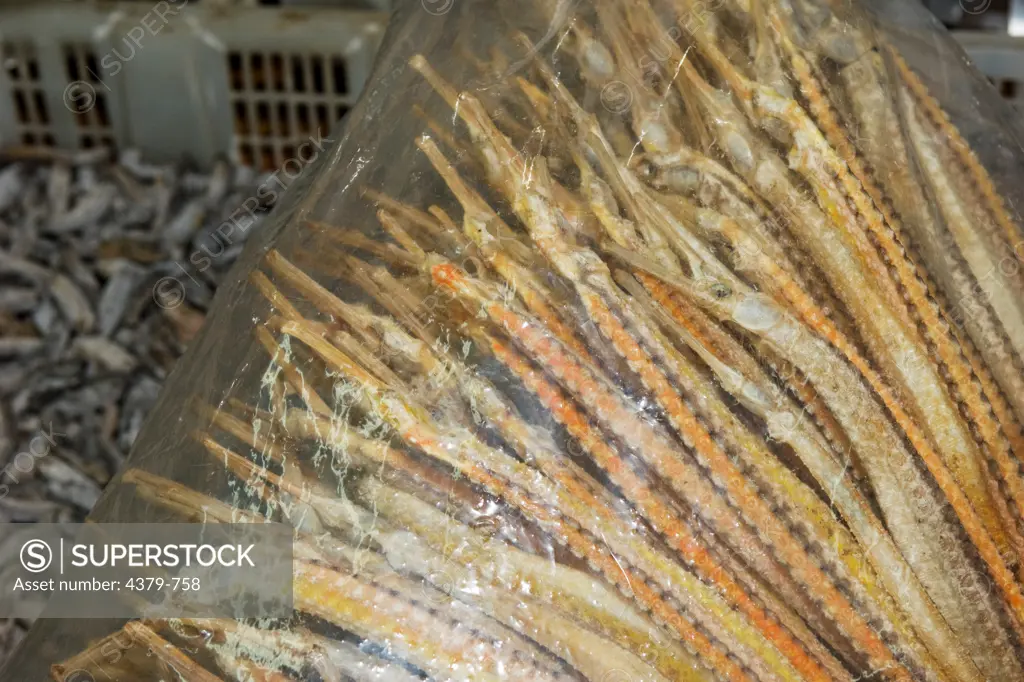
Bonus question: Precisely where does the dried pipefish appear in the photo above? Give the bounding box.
[252,323,333,419]
[350,475,674,682]
[524,285,897,675]
[478,326,853,682]
[123,469,261,525]
[332,327,410,394]
[315,532,520,679]
[534,91,688,278]
[622,269,985,682]
[414,136,595,364]
[362,262,436,321]
[126,468,375,585]
[677,11,1014,576]
[892,97,1024,630]
[644,254,858,482]
[894,78,1024,416]
[593,2,688,157]
[264,273,416,396]
[616,242,1024,677]
[265,250,382,331]
[617,201,1017,549]
[360,477,656,639]
[363,517,623,682]
[196,402,309,495]
[765,6,1024,565]
[350,547,576,682]
[358,385,753,675]
[277,406,482,516]
[954,331,1024,466]
[435,260,904,679]
[407,136,527,268]
[258,261,456,420]
[48,626,148,682]
[293,561,503,682]
[376,210,428,264]
[742,0,793,98]
[889,48,1024,255]
[613,267,930,652]
[311,222,423,269]
[360,188,443,235]
[251,271,304,321]
[409,56,602,248]
[279,481,641,682]
[411,57,918,672]
[430,73,823,614]
[836,50,1024,409]
[154,619,308,682]
[612,211,860,489]
[341,283,812,681]
[126,464,540,679]
[900,85,1024,344]
[561,20,617,90]
[313,511,587,682]
[196,432,360,535]
[342,259,442,348]
[412,103,476,167]
[636,36,1024,656]
[305,634,426,682]
[459,53,537,148]
[205,470,576,682]
[282,314,759,682]
[627,127,859,369]
[273,248,818,681]
[507,146,868,659]
[363,485,684,682]
[133,452,561,682]
[895,61,1024,336]
[633,148,859,343]
[468,78,603,243]
[432,14,1015,667]
[517,73,643,232]
[222,404,481,552]
[835,51,1024,477]
[285,405,691,672]
[644,172,1002,541]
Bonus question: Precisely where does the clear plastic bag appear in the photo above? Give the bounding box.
[6,0,1024,679]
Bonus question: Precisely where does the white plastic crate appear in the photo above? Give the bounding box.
[0,2,387,169]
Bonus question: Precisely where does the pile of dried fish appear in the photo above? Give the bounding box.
[27,0,1024,680]
[0,147,282,660]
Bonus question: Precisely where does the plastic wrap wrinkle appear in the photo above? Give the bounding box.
[4,0,1024,680]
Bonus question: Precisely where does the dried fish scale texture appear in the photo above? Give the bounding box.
[4,0,1024,680]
